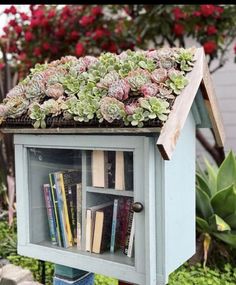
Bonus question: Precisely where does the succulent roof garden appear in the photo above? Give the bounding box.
[0,47,196,129]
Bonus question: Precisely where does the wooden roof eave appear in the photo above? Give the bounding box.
[156,47,225,160]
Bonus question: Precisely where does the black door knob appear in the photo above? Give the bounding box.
[132,202,144,213]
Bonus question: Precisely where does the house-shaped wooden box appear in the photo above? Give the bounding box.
[1,48,224,285]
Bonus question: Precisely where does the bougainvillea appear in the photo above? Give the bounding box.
[0,47,195,128]
[0,4,236,79]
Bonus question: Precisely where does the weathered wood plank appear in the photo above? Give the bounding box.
[201,55,225,147]
[156,47,204,160]
[0,127,161,134]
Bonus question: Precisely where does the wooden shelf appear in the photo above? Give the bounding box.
[86,186,134,197]
[36,240,135,267]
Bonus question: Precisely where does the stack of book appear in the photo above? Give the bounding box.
[53,272,94,285]
[85,197,135,257]
[43,169,82,249]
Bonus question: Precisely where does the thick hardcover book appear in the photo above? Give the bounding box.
[124,152,133,191]
[49,173,63,247]
[76,183,82,249]
[123,207,134,257]
[43,184,58,245]
[91,150,109,188]
[85,201,113,252]
[61,170,82,244]
[53,272,94,285]
[115,152,125,190]
[92,203,114,254]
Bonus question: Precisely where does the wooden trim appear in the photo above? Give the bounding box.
[200,55,225,147]
[0,127,161,135]
[156,48,205,160]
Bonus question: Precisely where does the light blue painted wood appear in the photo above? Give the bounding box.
[163,111,196,282]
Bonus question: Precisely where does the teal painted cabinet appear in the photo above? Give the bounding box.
[14,112,196,285]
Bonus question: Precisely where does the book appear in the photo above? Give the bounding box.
[110,198,119,253]
[85,201,113,252]
[119,197,133,250]
[56,171,74,247]
[124,152,133,191]
[115,152,125,190]
[42,184,58,245]
[53,272,94,285]
[127,215,135,258]
[123,206,134,257]
[49,173,63,247]
[92,203,114,254]
[91,150,108,188]
[61,170,82,244]
[76,183,82,249]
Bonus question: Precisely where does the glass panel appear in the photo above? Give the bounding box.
[27,147,135,264]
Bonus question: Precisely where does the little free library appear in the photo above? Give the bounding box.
[0,47,224,285]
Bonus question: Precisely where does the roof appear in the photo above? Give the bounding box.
[156,47,225,160]
[0,48,224,160]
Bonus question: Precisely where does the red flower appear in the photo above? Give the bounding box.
[172,7,185,20]
[70,31,79,40]
[193,11,201,17]
[30,18,40,28]
[234,44,236,54]
[91,6,102,16]
[33,47,41,56]
[108,42,117,53]
[33,8,44,18]
[20,12,29,21]
[75,43,84,56]
[15,25,22,35]
[9,5,17,14]
[25,31,34,42]
[43,42,50,50]
[207,25,217,35]
[93,28,105,40]
[215,6,224,15]
[55,28,66,37]
[79,15,95,26]
[173,23,184,36]
[18,52,26,61]
[48,9,56,19]
[3,26,9,34]
[203,41,217,54]
[0,63,5,69]
[200,5,215,17]
[9,20,17,27]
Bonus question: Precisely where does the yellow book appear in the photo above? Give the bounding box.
[59,172,74,247]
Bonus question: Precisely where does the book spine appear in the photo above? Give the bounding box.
[115,152,125,190]
[49,173,63,247]
[110,199,118,253]
[58,172,74,247]
[85,209,92,252]
[76,183,82,250]
[127,215,135,258]
[43,184,58,245]
[120,198,133,250]
[67,184,77,244]
[123,208,134,256]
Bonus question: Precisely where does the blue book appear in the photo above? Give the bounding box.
[53,272,94,285]
[110,198,119,253]
[43,184,58,245]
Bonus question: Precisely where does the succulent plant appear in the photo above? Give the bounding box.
[28,103,47,129]
[175,47,196,72]
[25,72,46,98]
[108,79,130,100]
[69,59,87,77]
[139,97,170,121]
[4,95,30,119]
[125,102,139,115]
[127,68,151,92]
[60,75,82,96]
[166,71,188,95]
[140,83,159,97]
[0,104,10,118]
[45,83,64,99]
[151,68,168,84]
[125,107,149,127]
[6,83,25,99]
[83,56,99,69]
[158,84,174,98]
[41,99,62,117]
[97,71,120,89]
[100,97,125,123]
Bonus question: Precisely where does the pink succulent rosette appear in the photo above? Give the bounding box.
[108,79,130,100]
[45,83,64,99]
[140,83,159,97]
[151,68,168,84]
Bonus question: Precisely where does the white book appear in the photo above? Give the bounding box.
[127,215,135,258]
[92,150,107,188]
[115,151,125,190]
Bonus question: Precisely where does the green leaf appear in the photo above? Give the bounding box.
[196,173,211,198]
[204,159,218,196]
[224,213,236,229]
[196,217,210,233]
[211,184,236,218]
[213,231,236,248]
[217,150,236,191]
[196,186,213,219]
[33,120,40,129]
[209,214,231,232]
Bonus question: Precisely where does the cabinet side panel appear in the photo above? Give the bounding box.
[164,112,196,279]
